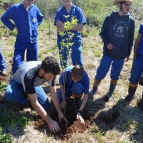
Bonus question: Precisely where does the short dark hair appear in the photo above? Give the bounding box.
[41,56,60,75]
[71,65,84,81]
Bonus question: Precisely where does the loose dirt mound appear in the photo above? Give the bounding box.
[34,110,94,140]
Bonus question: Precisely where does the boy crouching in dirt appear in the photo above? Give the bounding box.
[4,56,67,133]
[57,65,90,123]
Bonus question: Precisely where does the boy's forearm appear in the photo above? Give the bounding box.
[50,87,62,114]
[60,85,65,100]
[29,95,52,124]
[79,94,88,111]
[71,24,83,31]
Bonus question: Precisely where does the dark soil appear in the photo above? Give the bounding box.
[34,110,94,140]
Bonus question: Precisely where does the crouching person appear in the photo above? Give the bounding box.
[5,56,67,132]
[57,65,90,123]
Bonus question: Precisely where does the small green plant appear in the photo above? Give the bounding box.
[125,120,140,129]
[0,127,12,143]
[59,15,78,70]
[0,82,7,93]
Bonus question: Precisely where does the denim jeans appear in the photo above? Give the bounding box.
[5,79,50,110]
[95,55,124,80]
[58,43,83,68]
[12,42,38,74]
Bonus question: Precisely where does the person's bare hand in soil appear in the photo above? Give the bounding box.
[58,111,68,124]
[76,112,85,124]
[48,118,60,132]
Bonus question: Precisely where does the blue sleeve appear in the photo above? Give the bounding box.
[1,6,16,31]
[54,11,61,26]
[139,24,143,34]
[127,18,135,56]
[100,16,111,45]
[59,72,65,85]
[82,73,90,94]
[36,8,44,26]
[77,8,86,25]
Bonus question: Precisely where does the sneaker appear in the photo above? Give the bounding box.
[0,70,8,76]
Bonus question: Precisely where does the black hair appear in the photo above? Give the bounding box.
[41,56,60,75]
[71,65,84,81]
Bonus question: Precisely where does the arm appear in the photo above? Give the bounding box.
[71,23,83,31]
[1,6,16,31]
[27,93,60,132]
[79,94,88,111]
[127,20,135,57]
[56,22,83,32]
[60,84,66,108]
[134,33,142,59]
[76,94,88,124]
[100,16,111,46]
[36,8,44,26]
[50,86,66,122]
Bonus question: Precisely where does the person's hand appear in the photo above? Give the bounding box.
[15,27,19,35]
[125,56,129,62]
[61,99,66,109]
[58,112,68,124]
[47,119,60,133]
[107,43,114,50]
[76,112,85,124]
[56,20,63,27]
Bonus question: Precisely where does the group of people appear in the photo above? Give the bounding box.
[0,0,143,133]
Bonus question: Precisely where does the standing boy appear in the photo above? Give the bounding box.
[58,65,89,123]
[54,0,86,68]
[1,0,44,74]
[90,0,135,101]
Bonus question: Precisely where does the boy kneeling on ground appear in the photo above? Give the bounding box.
[57,65,90,123]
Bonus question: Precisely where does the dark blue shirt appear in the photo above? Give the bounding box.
[100,11,135,59]
[1,3,44,43]
[59,66,89,94]
[54,5,86,45]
